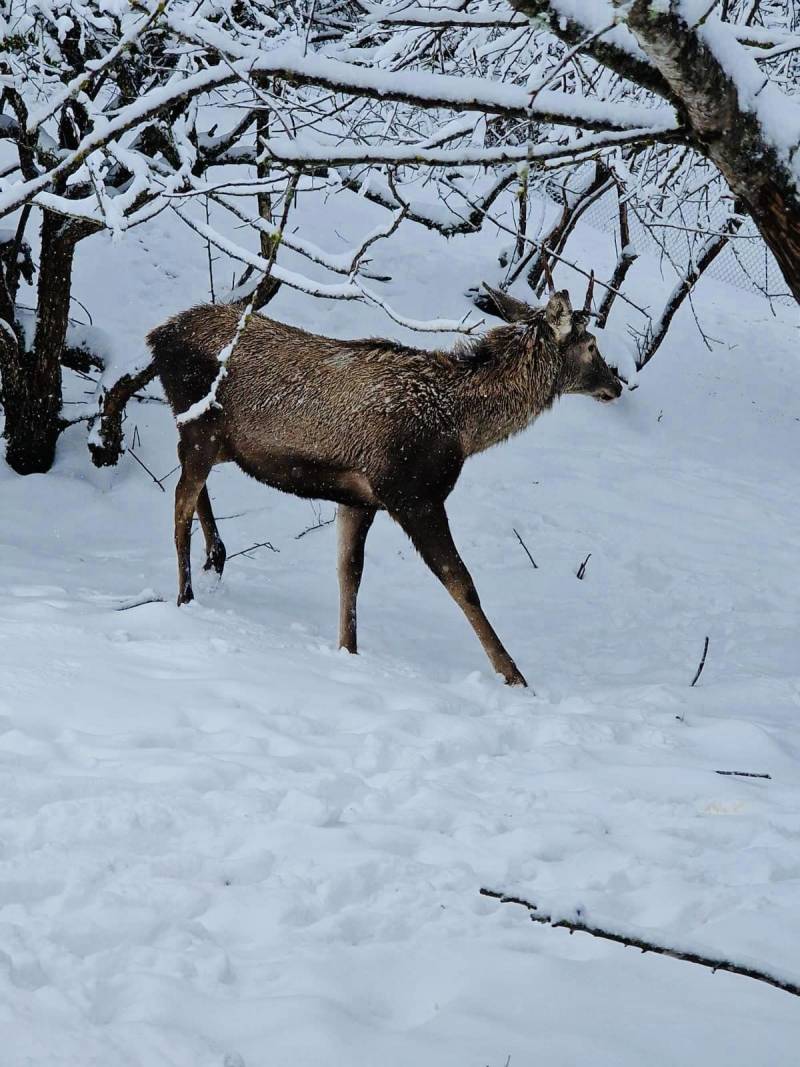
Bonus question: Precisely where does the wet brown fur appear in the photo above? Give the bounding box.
[148,288,621,687]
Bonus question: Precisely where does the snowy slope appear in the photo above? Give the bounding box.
[1,196,799,1065]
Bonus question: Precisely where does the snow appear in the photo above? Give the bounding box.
[2,188,800,1065]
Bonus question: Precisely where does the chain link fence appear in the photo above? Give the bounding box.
[573,184,793,308]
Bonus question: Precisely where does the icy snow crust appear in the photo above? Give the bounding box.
[1,195,800,1065]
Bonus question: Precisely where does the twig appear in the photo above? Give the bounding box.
[159,463,181,485]
[512,528,538,569]
[227,540,280,561]
[127,447,166,492]
[691,636,710,687]
[115,593,166,611]
[295,515,335,539]
[479,888,800,999]
[715,770,771,780]
[576,553,591,580]
[205,194,216,303]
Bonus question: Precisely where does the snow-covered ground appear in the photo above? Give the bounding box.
[1,198,799,1064]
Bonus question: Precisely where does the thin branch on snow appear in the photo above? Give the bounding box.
[479,888,800,999]
[127,447,167,492]
[115,593,166,611]
[715,770,771,779]
[691,636,711,687]
[227,541,280,561]
[513,528,539,570]
[295,514,336,540]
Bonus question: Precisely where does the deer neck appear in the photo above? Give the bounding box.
[451,325,562,457]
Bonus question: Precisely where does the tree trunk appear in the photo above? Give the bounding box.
[621,1,800,305]
[3,211,83,474]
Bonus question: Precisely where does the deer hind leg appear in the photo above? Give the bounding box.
[197,485,227,575]
[337,504,376,654]
[174,430,218,605]
[391,502,527,687]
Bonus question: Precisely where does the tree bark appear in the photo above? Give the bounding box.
[2,211,91,474]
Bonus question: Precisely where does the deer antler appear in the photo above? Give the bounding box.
[583,270,595,315]
[541,253,555,294]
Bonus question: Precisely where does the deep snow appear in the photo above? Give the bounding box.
[1,192,799,1065]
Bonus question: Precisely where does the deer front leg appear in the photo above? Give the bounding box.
[392,503,528,687]
[337,504,376,653]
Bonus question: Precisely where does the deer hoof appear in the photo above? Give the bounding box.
[505,668,528,687]
[203,542,226,575]
[177,587,194,606]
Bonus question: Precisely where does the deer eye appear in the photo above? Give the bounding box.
[588,343,596,353]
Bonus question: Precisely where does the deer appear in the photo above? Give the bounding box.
[146,272,622,688]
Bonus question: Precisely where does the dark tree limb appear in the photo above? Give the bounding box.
[635,222,740,370]
[480,888,800,999]
[506,164,613,294]
[88,361,159,468]
[595,191,638,328]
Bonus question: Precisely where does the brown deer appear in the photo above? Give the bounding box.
[146,275,621,687]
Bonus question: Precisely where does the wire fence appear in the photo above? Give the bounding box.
[573,185,793,307]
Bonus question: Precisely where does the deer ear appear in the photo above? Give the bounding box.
[481,284,534,323]
[544,290,573,342]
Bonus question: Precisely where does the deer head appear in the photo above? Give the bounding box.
[482,273,622,403]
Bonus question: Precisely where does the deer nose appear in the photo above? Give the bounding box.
[597,381,622,402]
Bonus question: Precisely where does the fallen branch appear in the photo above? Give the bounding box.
[115,592,166,611]
[715,770,771,780]
[691,636,710,687]
[127,447,166,492]
[513,528,538,570]
[227,540,280,561]
[295,514,335,539]
[479,888,800,999]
